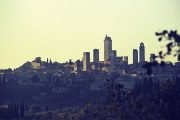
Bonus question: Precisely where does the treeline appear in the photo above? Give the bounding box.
[0,102,25,120]
[114,77,180,120]
[51,77,180,120]
[22,77,180,120]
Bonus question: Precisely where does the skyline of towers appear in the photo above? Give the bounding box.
[79,36,148,71]
[104,35,112,61]
[72,36,154,73]
[139,42,145,63]
[133,43,146,64]
[133,49,138,65]
[83,52,90,71]
[93,49,99,63]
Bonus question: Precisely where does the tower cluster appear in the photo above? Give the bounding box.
[74,35,149,72]
[133,42,145,65]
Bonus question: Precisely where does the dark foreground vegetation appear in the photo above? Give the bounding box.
[1,76,179,120]
[31,77,179,120]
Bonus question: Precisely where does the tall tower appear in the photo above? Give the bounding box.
[83,52,90,71]
[133,49,138,64]
[110,50,117,70]
[139,42,145,63]
[104,35,112,61]
[124,56,128,65]
[150,53,156,62]
[74,60,81,72]
[93,49,99,63]
[111,50,117,59]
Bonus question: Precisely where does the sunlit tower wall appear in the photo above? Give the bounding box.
[93,49,99,63]
[83,52,90,71]
[104,35,112,61]
[74,60,81,72]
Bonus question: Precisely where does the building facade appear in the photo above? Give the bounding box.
[74,60,81,72]
[133,49,138,65]
[93,49,99,63]
[124,56,128,65]
[150,53,156,62]
[139,42,145,63]
[110,50,117,70]
[104,35,112,61]
[111,50,117,59]
[83,52,90,71]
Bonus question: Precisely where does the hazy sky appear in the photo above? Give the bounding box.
[0,0,180,69]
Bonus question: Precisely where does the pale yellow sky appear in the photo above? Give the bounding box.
[0,0,180,69]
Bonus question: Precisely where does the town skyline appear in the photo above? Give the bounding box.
[1,34,149,69]
[1,0,180,69]
[0,33,177,69]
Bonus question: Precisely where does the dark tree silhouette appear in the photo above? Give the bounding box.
[20,101,25,117]
[144,30,180,75]
[155,30,180,61]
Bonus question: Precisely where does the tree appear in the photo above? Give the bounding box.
[155,30,180,61]
[20,101,25,117]
[144,30,180,75]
